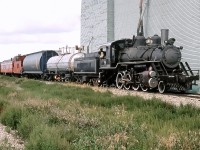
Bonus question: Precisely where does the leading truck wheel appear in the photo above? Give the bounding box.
[158,81,165,94]
[116,72,124,89]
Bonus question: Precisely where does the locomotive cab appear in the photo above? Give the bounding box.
[99,39,129,68]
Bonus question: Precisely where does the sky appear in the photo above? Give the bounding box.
[0,0,81,61]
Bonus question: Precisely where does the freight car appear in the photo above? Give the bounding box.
[45,52,85,81]
[23,50,58,78]
[0,55,25,76]
[1,59,13,75]
[73,29,199,93]
[12,55,26,76]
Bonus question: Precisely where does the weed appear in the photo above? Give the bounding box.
[26,125,74,150]
[0,100,7,114]
[0,106,22,130]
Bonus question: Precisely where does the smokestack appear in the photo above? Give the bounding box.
[161,29,169,45]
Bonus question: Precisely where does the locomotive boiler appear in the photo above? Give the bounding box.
[119,35,182,69]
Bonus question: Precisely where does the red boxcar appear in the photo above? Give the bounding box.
[13,55,26,74]
[1,59,13,75]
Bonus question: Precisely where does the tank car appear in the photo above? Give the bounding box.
[74,29,199,93]
[23,50,58,78]
[45,52,85,81]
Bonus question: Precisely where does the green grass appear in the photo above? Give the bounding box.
[0,75,200,149]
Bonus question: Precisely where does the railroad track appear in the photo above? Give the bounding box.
[172,93,200,100]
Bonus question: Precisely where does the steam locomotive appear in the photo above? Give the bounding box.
[73,29,199,93]
[0,29,199,93]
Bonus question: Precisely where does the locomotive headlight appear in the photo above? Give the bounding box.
[149,71,156,77]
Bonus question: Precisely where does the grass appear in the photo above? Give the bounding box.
[0,75,200,149]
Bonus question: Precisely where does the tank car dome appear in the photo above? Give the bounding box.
[162,46,181,68]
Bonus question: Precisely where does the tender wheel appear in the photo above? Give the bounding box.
[132,84,140,91]
[140,84,148,92]
[124,73,131,90]
[158,81,165,93]
[116,72,124,89]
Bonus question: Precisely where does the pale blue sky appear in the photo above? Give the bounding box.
[0,0,81,61]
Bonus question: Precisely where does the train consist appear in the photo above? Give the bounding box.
[0,29,199,93]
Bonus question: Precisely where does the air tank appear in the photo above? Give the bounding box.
[47,52,85,72]
[23,50,58,74]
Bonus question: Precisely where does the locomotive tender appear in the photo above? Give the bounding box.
[74,29,199,93]
[0,29,199,94]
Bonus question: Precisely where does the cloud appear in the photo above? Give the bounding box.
[0,15,80,35]
[0,29,80,61]
[0,30,80,44]
[0,0,81,61]
[0,0,81,35]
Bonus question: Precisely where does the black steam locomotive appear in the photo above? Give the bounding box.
[74,29,199,93]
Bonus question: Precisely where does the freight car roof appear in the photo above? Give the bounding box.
[25,50,57,56]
